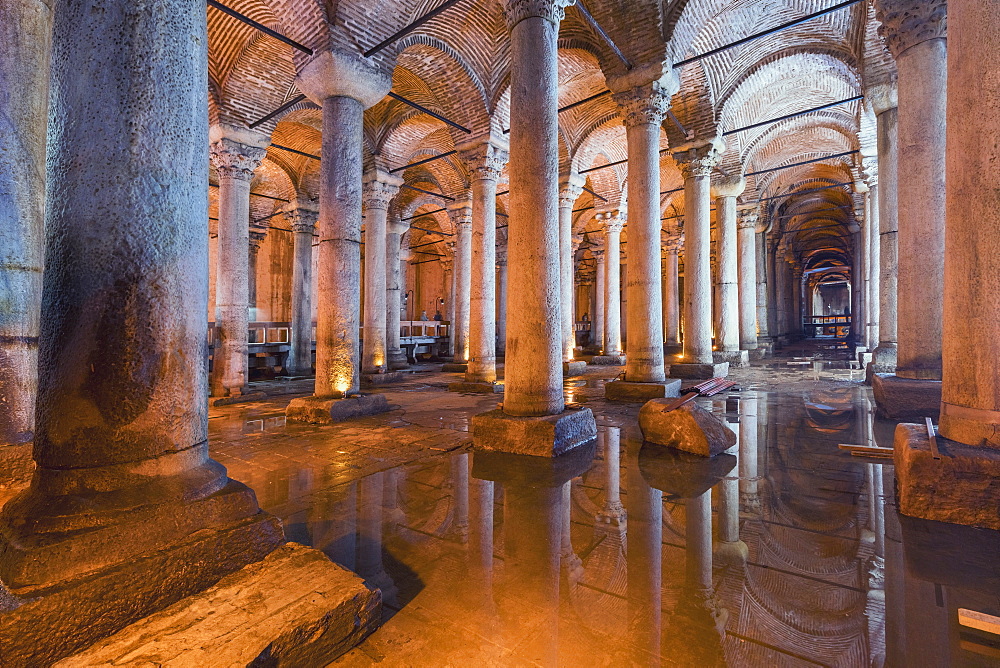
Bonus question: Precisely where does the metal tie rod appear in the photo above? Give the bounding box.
[388,92,472,134]
[402,183,454,201]
[206,0,313,55]
[745,150,859,176]
[723,96,864,136]
[249,94,307,129]
[389,150,457,174]
[363,0,465,58]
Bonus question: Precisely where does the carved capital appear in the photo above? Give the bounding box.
[502,0,575,29]
[362,170,403,211]
[287,206,319,233]
[613,84,672,128]
[737,210,759,231]
[496,246,507,266]
[604,213,625,235]
[862,158,879,188]
[448,202,472,232]
[592,248,606,263]
[248,227,267,253]
[460,142,509,183]
[210,138,266,182]
[673,142,722,180]
[875,0,947,58]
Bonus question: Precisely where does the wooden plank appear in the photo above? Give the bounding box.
[959,608,1000,636]
[926,417,942,459]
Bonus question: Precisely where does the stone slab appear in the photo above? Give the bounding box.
[638,400,737,457]
[562,360,587,377]
[590,355,626,366]
[712,350,748,368]
[872,373,942,421]
[894,422,1000,530]
[448,381,503,394]
[361,371,404,387]
[286,394,390,424]
[471,407,597,457]
[56,543,381,668]
[441,363,468,373]
[604,379,682,402]
[667,362,730,380]
[212,391,267,407]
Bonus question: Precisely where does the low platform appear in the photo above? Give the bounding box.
[712,350,748,368]
[605,379,682,402]
[590,354,626,365]
[57,543,381,667]
[563,360,587,376]
[872,373,942,421]
[448,381,503,394]
[668,362,730,380]
[472,407,597,457]
[286,394,390,424]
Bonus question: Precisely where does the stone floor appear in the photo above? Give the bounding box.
[204,344,1000,667]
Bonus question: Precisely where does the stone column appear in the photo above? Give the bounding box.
[0,1,283,659]
[460,140,508,386]
[737,208,759,353]
[496,244,508,356]
[0,0,50,488]
[873,0,946,407]
[715,417,746,565]
[612,81,675,387]
[755,219,770,347]
[358,472,396,602]
[449,204,473,363]
[592,248,607,351]
[603,213,624,356]
[449,452,470,542]
[863,160,881,350]
[247,225,266,317]
[792,265,803,337]
[559,481,584,584]
[626,440,662,659]
[739,392,760,512]
[869,84,899,377]
[559,175,585,361]
[596,426,625,524]
[287,52,392,421]
[712,176,747,366]
[472,0,595,455]
[209,131,267,398]
[672,141,726,377]
[361,170,401,376]
[442,251,455,355]
[386,215,409,370]
[663,239,681,350]
[287,204,318,375]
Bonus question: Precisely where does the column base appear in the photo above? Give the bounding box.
[668,362,730,380]
[563,360,587,376]
[596,501,626,525]
[211,390,267,407]
[388,350,409,370]
[471,407,597,457]
[0,443,34,500]
[361,371,405,387]
[664,342,683,356]
[448,381,504,394]
[747,348,768,361]
[441,362,468,373]
[872,374,942,421]
[713,350,748,368]
[0,481,284,665]
[713,539,749,567]
[590,354,626,365]
[866,345,898,383]
[638,400,737,457]
[286,394,390,424]
[604,379,682,403]
[894,422,1000,530]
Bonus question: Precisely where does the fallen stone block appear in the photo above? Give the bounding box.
[638,400,736,457]
[286,394,389,424]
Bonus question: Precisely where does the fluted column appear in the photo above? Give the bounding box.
[496,244,508,355]
[462,141,508,383]
[875,0,946,380]
[869,85,899,375]
[449,203,473,363]
[386,216,409,370]
[209,133,267,397]
[559,176,584,361]
[673,142,722,365]
[247,225,266,317]
[592,248,607,351]
[663,238,681,348]
[361,170,401,375]
[603,213,624,356]
[713,176,745,361]
[287,204,318,374]
[737,208,759,351]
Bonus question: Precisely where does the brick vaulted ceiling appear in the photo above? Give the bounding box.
[208,0,896,269]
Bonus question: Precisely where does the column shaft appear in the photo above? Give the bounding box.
[496,252,508,355]
[361,172,400,375]
[866,177,882,350]
[663,250,680,345]
[289,210,316,374]
[593,251,606,350]
[452,211,472,362]
[558,179,582,361]
[603,220,623,355]
[386,221,408,369]
[715,195,740,353]
[737,213,759,350]
[873,107,899,372]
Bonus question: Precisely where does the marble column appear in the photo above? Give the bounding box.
[386,215,409,369]
[443,250,455,355]
[875,0,946,381]
[496,244,508,356]
[596,426,625,524]
[663,239,681,349]
[0,0,283,658]
[863,163,881,351]
[449,204,473,363]
[603,213,625,356]
[560,481,584,584]
[0,0,50,483]
[293,53,390,399]
[361,170,401,375]
[755,221,770,344]
[593,248,607,351]
[736,210,760,355]
[626,439,662,659]
[713,176,745,363]
[287,204,318,374]
[673,141,723,367]
[449,452,470,542]
[869,85,899,376]
[247,225,266,318]
[685,489,715,610]
[559,175,585,361]
[613,83,674,383]
[461,141,508,384]
[209,131,267,397]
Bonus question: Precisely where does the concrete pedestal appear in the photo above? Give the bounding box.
[472,407,597,458]
[668,362,729,380]
[361,371,404,387]
[449,381,504,394]
[441,362,468,373]
[894,422,1000,530]
[872,373,942,421]
[712,350,748,368]
[286,394,389,424]
[591,354,626,366]
[563,360,586,376]
[605,379,682,403]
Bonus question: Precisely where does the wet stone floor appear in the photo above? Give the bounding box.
[209,351,1000,667]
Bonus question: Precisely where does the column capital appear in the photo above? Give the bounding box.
[447,201,473,231]
[458,139,509,183]
[736,209,759,231]
[502,0,575,29]
[612,83,672,128]
[591,248,606,263]
[285,202,319,233]
[874,0,946,58]
[295,48,392,109]
[711,173,746,199]
[672,139,724,180]
[866,81,898,115]
[861,158,879,188]
[496,245,507,266]
[209,137,267,182]
[248,226,268,252]
[559,173,585,207]
[387,214,409,236]
[362,170,403,211]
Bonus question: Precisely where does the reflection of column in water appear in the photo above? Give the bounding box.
[450,453,470,542]
[560,480,584,585]
[739,393,760,512]
[597,427,626,524]
[469,477,495,588]
[626,440,662,662]
[686,489,713,603]
[312,480,357,571]
[358,472,396,603]
[865,462,887,666]
[383,467,405,531]
[715,415,747,565]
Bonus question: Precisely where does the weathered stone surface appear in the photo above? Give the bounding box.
[361,371,405,387]
[286,394,389,424]
[605,379,682,402]
[638,400,736,457]
[894,422,1000,530]
[590,354,626,366]
[668,362,730,380]
[639,443,736,496]
[448,381,503,394]
[472,438,596,487]
[472,407,597,457]
[562,360,587,376]
[0,444,33,500]
[211,390,267,407]
[56,543,380,668]
[712,350,748,368]
[441,363,469,373]
[872,373,942,420]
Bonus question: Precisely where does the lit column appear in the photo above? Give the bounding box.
[603,213,625,357]
[868,84,899,377]
[737,208,759,352]
[386,214,409,369]
[596,427,626,524]
[209,130,267,397]
[592,248,607,351]
[361,169,401,376]
[247,225,266,319]
[559,175,584,361]
[449,203,473,363]
[863,162,881,351]
[663,237,681,350]
[287,203,318,375]
[755,219,770,347]
[712,175,746,365]
[560,480,584,584]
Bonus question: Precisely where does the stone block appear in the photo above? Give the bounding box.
[441,362,468,373]
[872,373,942,421]
[712,350,748,368]
[638,400,737,457]
[361,371,404,387]
[894,422,1000,531]
[212,391,267,407]
[472,407,597,457]
[604,379,682,402]
[667,362,729,380]
[562,360,587,376]
[55,543,381,668]
[747,348,768,361]
[663,343,683,356]
[590,354,626,365]
[286,394,389,424]
[448,381,503,394]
